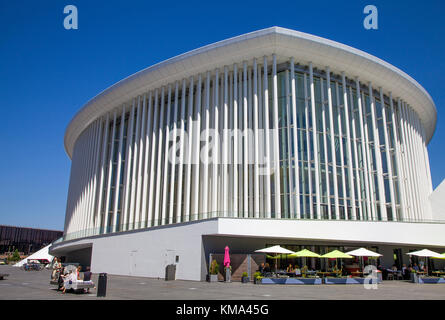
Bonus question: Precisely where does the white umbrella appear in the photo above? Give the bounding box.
[255,245,295,272]
[406,249,443,259]
[255,245,295,254]
[345,248,382,257]
[345,248,382,274]
[407,249,443,274]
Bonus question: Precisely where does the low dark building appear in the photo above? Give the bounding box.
[0,225,63,255]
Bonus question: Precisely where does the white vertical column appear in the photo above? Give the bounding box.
[112,105,126,231]
[335,83,348,220]
[355,79,372,220]
[391,97,407,219]
[90,119,103,231]
[128,97,142,230]
[290,58,300,218]
[418,120,433,194]
[223,67,229,217]
[141,93,154,227]
[380,89,397,221]
[212,70,220,217]
[168,82,179,224]
[409,108,425,219]
[148,90,160,226]
[404,105,422,220]
[342,74,356,220]
[309,62,320,219]
[253,59,260,218]
[349,89,363,220]
[121,101,135,230]
[398,101,415,220]
[263,57,272,218]
[369,83,387,221]
[103,110,117,232]
[184,78,194,222]
[202,73,211,219]
[232,66,239,217]
[176,80,187,223]
[320,77,330,219]
[362,89,377,221]
[242,62,249,218]
[96,114,110,231]
[327,69,339,219]
[154,87,166,226]
[285,69,295,217]
[161,85,172,225]
[272,54,282,218]
[192,76,202,219]
[82,123,96,235]
[135,94,147,228]
[303,73,313,219]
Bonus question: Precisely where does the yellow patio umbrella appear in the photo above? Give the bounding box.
[288,249,321,270]
[431,253,445,260]
[321,250,353,271]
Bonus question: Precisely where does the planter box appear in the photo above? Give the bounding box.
[418,277,445,284]
[207,274,218,282]
[260,277,322,285]
[241,276,250,283]
[324,277,381,285]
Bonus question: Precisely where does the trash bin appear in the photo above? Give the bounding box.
[165,264,176,281]
[97,273,107,297]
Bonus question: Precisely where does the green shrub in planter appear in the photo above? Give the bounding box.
[253,272,262,284]
[241,272,250,283]
[207,260,219,282]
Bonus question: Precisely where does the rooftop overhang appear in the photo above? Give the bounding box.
[64,26,437,158]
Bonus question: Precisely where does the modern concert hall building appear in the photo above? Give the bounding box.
[50,27,445,280]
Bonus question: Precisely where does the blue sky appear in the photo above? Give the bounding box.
[0,0,444,230]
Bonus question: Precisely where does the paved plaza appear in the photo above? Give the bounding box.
[0,265,444,300]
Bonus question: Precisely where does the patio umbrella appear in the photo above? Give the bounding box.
[288,249,321,270]
[223,246,231,268]
[321,250,353,271]
[432,253,445,260]
[255,245,295,271]
[407,249,443,274]
[345,248,382,273]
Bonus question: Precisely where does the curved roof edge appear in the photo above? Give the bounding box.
[64,26,437,158]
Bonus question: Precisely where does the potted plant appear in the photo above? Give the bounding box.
[241,272,250,283]
[207,260,219,282]
[253,272,262,284]
[224,265,232,282]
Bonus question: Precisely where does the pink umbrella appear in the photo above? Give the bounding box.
[224,246,230,267]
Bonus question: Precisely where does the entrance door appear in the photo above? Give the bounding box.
[129,250,138,275]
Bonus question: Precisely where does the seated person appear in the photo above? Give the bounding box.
[82,266,93,293]
[391,264,398,271]
[76,266,82,280]
[286,264,294,273]
[301,265,308,274]
[413,263,420,272]
[83,266,92,281]
[264,263,271,273]
[294,265,301,276]
[258,263,265,274]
